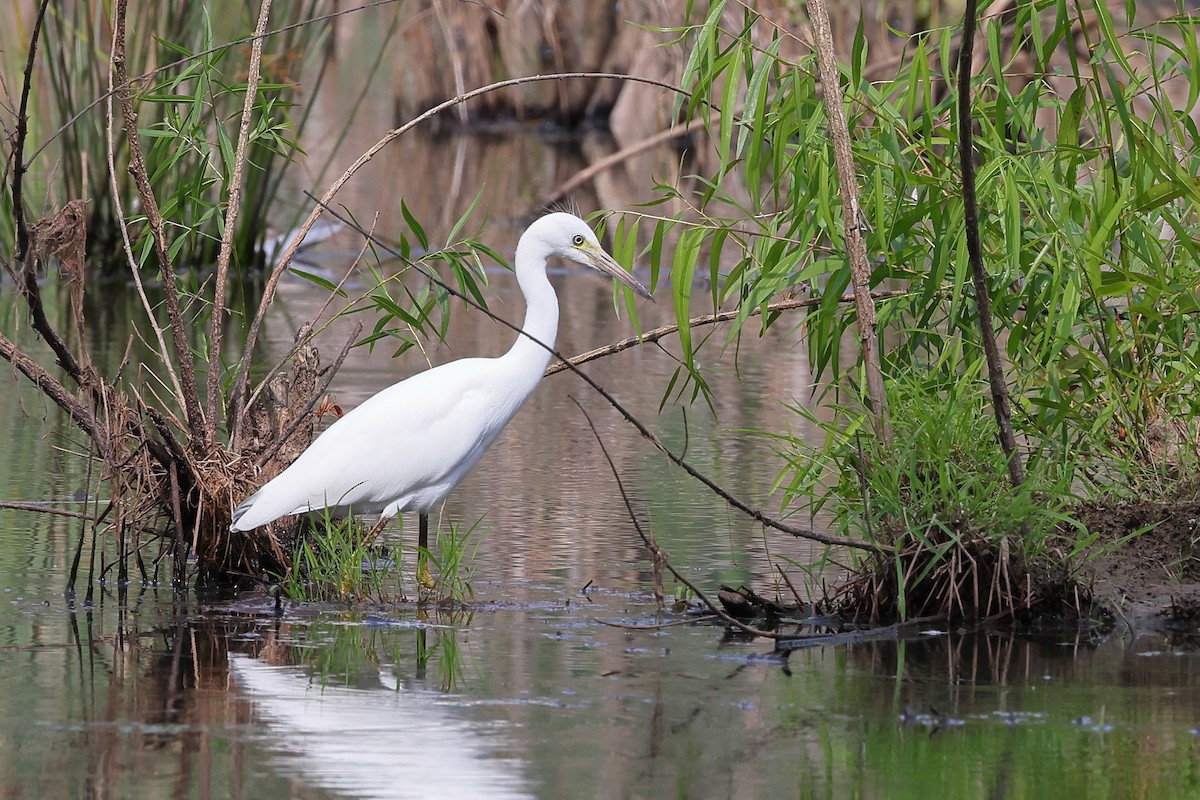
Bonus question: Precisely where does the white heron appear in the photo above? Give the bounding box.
[229,212,652,556]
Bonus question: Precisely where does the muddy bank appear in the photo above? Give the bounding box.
[1081,499,1200,630]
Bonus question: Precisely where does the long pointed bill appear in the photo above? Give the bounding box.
[582,244,654,301]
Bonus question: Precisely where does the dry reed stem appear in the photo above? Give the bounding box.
[207,0,275,445]
[112,0,205,440]
[806,0,890,442]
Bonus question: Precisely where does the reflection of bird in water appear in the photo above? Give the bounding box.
[230,212,652,554]
[230,654,535,799]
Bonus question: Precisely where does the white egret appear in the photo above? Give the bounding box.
[229,212,652,556]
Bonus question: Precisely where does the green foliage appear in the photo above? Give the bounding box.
[2,2,326,273]
[778,357,1076,559]
[423,517,483,604]
[283,512,397,603]
[307,194,502,358]
[642,1,1200,552]
[279,511,481,605]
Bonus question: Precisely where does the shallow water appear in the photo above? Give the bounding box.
[2,562,1200,798]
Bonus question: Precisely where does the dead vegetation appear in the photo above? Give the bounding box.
[824,531,1101,626]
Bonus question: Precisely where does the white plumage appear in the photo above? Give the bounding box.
[230,212,651,534]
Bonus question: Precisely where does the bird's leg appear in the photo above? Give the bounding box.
[417,512,435,594]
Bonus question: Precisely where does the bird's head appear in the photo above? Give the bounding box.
[526,212,653,301]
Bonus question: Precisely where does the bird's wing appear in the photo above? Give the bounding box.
[233,358,522,528]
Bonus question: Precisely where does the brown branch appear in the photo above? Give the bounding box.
[0,331,99,443]
[227,71,696,446]
[546,291,909,377]
[0,501,96,522]
[9,0,96,401]
[542,112,716,208]
[11,0,50,262]
[806,0,890,442]
[207,0,274,446]
[111,0,205,443]
[104,19,188,413]
[958,0,1024,487]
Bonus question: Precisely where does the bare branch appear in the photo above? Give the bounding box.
[111,0,205,442]
[573,397,789,640]
[806,0,890,442]
[104,10,188,418]
[0,501,95,522]
[207,0,274,446]
[0,331,100,445]
[547,291,909,376]
[11,0,50,262]
[958,0,1025,487]
[542,112,716,208]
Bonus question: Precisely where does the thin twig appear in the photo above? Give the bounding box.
[572,397,787,640]
[546,291,908,376]
[595,615,720,631]
[254,321,364,469]
[11,0,50,262]
[207,0,274,446]
[542,112,716,207]
[240,216,378,427]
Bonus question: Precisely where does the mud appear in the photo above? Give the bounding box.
[1077,498,1200,630]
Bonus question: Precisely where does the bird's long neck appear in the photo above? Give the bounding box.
[503,238,559,375]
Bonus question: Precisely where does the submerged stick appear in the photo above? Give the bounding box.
[0,501,95,521]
